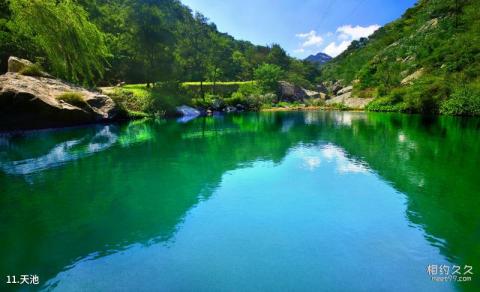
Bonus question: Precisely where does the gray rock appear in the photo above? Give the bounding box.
[401,68,424,85]
[278,81,306,101]
[332,81,343,95]
[0,72,119,131]
[224,106,237,113]
[325,91,374,109]
[316,84,328,94]
[337,85,353,96]
[304,89,321,99]
[235,104,245,111]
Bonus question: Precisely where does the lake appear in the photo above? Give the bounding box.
[0,111,479,291]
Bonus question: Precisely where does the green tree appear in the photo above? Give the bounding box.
[206,33,232,93]
[9,0,109,84]
[130,2,175,87]
[231,50,251,81]
[267,44,290,71]
[176,12,211,99]
[254,63,284,92]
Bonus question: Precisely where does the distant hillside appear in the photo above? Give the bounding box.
[320,0,480,115]
[305,52,332,65]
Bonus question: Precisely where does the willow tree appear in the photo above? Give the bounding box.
[9,0,109,84]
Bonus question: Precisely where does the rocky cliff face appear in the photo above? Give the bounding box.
[0,58,120,131]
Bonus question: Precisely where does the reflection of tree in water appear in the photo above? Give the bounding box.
[0,112,479,290]
[312,112,480,290]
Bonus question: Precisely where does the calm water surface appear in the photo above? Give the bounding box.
[0,111,479,291]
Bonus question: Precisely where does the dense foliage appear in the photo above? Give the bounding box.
[9,0,109,84]
[0,0,318,89]
[320,0,480,115]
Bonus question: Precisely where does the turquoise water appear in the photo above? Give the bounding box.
[0,111,479,291]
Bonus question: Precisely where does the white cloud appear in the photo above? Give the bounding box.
[321,24,380,57]
[337,24,380,40]
[323,41,351,57]
[295,30,324,52]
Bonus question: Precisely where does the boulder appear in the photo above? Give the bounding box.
[0,72,120,131]
[316,84,328,94]
[319,92,328,100]
[337,85,353,96]
[235,104,245,111]
[7,56,33,73]
[331,81,343,95]
[278,81,306,101]
[224,106,237,113]
[304,89,321,99]
[325,91,374,109]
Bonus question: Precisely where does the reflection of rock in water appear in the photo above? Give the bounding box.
[0,125,118,175]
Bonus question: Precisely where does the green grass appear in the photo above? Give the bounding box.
[110,83,190,116]
[182,81,254,86]
[19,63,44,77]
[56,92,88,108]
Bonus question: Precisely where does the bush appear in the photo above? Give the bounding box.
[254,63,284,92]
[365,96,408,112]
[440,87,480,116]
[19,63,44,77]
[56,92,88,108]
[407,76,449,113]
[231,82,263,98]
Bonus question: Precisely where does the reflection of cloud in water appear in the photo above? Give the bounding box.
[304,111,366,126]
[302,156,321,170]
[0,126,118,175]
[322,144,369,174]
[299,144,369,174]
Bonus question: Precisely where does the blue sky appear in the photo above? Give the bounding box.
[181,0,417,58]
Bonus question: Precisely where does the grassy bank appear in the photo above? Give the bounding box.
[105,81,362,118]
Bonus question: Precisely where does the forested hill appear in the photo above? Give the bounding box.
[320,0,480,115]
[0,0,318,87]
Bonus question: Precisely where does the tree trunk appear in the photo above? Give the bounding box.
[212,67,218,95]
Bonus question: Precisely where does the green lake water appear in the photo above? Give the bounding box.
[0,111,479,291]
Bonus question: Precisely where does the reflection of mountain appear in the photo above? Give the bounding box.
[0,112,479,290]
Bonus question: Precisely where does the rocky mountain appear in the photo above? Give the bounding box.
[319,0,480,115]
[305,52,332,65]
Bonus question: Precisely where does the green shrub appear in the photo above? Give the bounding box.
[232,82,263,98]
[330,103,352,111]
[397,75,450,113]
[365,97,408,112]
[304,98,325,107]
[19,63,44,77]
[56,92,88,108]
[440,87,480,116]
